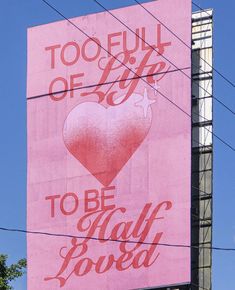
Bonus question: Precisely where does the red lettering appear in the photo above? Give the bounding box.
[132,233,162,269]
[116,251,133,271]
[107,32,122,56]
[101,186,115,211]
[156,24,171,55]
[44,201,172,287]
[45,194,61,218]
[70,73,84,98]
[61,41,80,66]
[95,255,114,274]
[81,37,101,62]
[60,192,79,216]
[111,221,133,240]
[45,44,61,69]
[123,29,140,54]
[74,258,93,276]
[84,189,100,213]
[49,77,68,101]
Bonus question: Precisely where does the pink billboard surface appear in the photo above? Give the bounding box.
[27,0,191,289]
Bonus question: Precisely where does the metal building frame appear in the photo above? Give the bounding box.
[148,9,213,290]
[191,9,213,290]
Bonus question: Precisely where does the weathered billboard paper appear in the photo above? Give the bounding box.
[27,0,191,289]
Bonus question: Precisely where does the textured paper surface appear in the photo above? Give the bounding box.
[27,1,191,289]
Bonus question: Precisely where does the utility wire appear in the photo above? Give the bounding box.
[27,67,189,100]
[134,0,208,75]
[132,0,235,115]
[41,1,190,115]
[133,1,205,68]
[102,0,235,115]
[192,186,211,197]
[1,226,235,252]
[90,4,214,287]
[192,0,235,89]
[91,0,234,151]
[136,0,235,91]
[134,0,235,115]
[41,0,235,152]
[37,0,214,227]
[27,72,212,130]
[12,0,219,255]
[92,0,215,126]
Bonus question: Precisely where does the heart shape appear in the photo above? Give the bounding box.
[63,94,152,186]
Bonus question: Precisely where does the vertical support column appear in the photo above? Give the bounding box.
[146,8,213,290]
[191,9,213,290]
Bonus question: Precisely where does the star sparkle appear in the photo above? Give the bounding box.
[135,88,156,118]
[154,80,160,96]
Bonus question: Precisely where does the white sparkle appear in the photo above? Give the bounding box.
[135,88,156,118]
[154,80,160,96]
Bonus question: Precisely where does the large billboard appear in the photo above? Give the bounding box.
[27,0,191,289]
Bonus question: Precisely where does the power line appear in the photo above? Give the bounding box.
[130,0,235,116]
[40,0,235,152]
[136,0,235,90]
[27,67,189,100]
[192,0,235,88]
[36,1,214,262]
[27,78,214,145]
[91,0,234,151]
[40,2,188,115]
[132,0,235,115]
[1,226,235,252]
[26,66,209,125]
[94,0,215,110]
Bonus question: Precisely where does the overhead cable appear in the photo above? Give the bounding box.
[40,0,235,152]
[1,226,235,252]
[95,0,230,115]
[135,0,235,90]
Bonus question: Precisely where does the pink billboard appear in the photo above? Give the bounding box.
[27,0,191,289]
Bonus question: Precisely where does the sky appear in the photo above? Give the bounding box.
[0,0,234,289]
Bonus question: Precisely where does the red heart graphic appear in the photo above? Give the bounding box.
[63,94,152,186]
